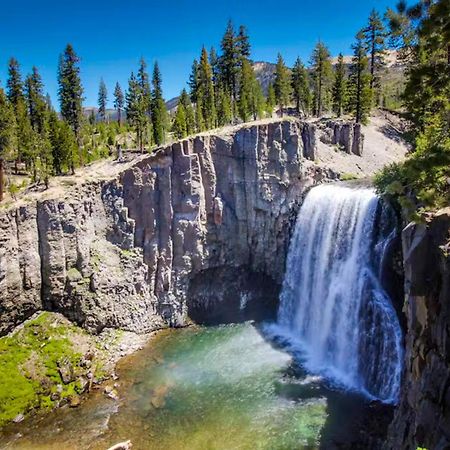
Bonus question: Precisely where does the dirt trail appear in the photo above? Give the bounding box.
[315,111,410,177]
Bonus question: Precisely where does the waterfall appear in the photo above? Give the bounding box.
[276,184,403,403]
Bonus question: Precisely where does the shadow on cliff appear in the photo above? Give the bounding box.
[186,266,280,325]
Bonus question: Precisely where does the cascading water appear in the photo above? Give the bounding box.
[275,184,403,404]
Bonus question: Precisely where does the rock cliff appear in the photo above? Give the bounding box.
[387,208,450,449]
[0,119,336,336]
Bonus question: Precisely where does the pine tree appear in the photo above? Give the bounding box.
[6,58,24,108]
[22,66,49,179]
[266,83,276,116]
[348,31,372,124]
[236,25,251,60]
[274,54,292,116]
[197,48,216,129]
[220,20,238,103]
[401,0,449,133]
[126,72,147,151]
[195,99,205,132]
[24,67,47,134]
[48,110,76,175]
[113,82,124,125]
[332,53,347,117]
[216,84,233,126]
[48,110,63,174]
[179,89,196,135]
[250,79,266,121]
[0,89,17,201]
[14,98,33,168]
[385,0,417,63]
[57,44,83,166]
[172,103,187,140]
[188,59,199,103]
[137,58,152,117]
[151,62,168,145]
[209,47,220,89]
[37,120,53,188]
[45,93,52,110]
[310,41,333,117]
[238,59,253,122]
[6,58,28,170]
[98,78,108,122]
[364,9,387,102]
[291,57,311,116]
[238,60,264,122]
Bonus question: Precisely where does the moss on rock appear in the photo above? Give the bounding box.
[0,312,87,426]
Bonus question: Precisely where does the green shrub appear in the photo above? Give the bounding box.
[375,112,450,219]
[340,172,358,181]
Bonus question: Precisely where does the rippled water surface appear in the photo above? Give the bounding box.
[1,323,338,450]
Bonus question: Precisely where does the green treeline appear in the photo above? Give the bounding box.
[0,2,448,211]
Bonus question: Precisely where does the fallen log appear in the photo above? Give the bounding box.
[106,440,132,450]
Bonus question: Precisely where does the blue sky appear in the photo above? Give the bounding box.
[0,0,397,108]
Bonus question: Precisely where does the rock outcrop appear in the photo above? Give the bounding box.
[320,120,365,155]
[387,208,450,449]
[0,119,337,335]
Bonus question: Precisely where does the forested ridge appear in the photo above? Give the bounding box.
[0,0,448,214]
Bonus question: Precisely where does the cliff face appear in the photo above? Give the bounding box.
[0,119,336,336]
[387,209,450,449]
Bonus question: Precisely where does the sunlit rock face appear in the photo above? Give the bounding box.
[0,119,337,335]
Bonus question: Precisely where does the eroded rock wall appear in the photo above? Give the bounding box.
[0,119,336,335]
[320,119,365,155]
[387,209,450,449]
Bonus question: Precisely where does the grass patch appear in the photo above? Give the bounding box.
[0,312,83,427]
[120,248,137,258]
[340,172,359,181]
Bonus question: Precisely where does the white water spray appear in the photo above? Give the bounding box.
[276,184,403,403]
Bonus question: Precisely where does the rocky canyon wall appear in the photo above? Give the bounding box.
[387,208,450,449]
[0,119,337,336]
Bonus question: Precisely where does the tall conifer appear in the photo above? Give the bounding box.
[179,89,196,135]
[113,82,124,125]
[291,57,311,116]
[266,83,276,116]
[126,72,146,151]
[220,20,238,103]
[151,62,168,145]
[57,44,83,168]
[137,58,152,117]
[98,78,108,122]
[0,89,17,201]
[197,48,217,129]
[348,31,372,124]
[364,9,386,92]
[310,41,333,116]
[6,58,24,108]
[274,54,292,116]
[332,53,347,117]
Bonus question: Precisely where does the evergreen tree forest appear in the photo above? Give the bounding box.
[0,2,448,211]
[375,0,449,215]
